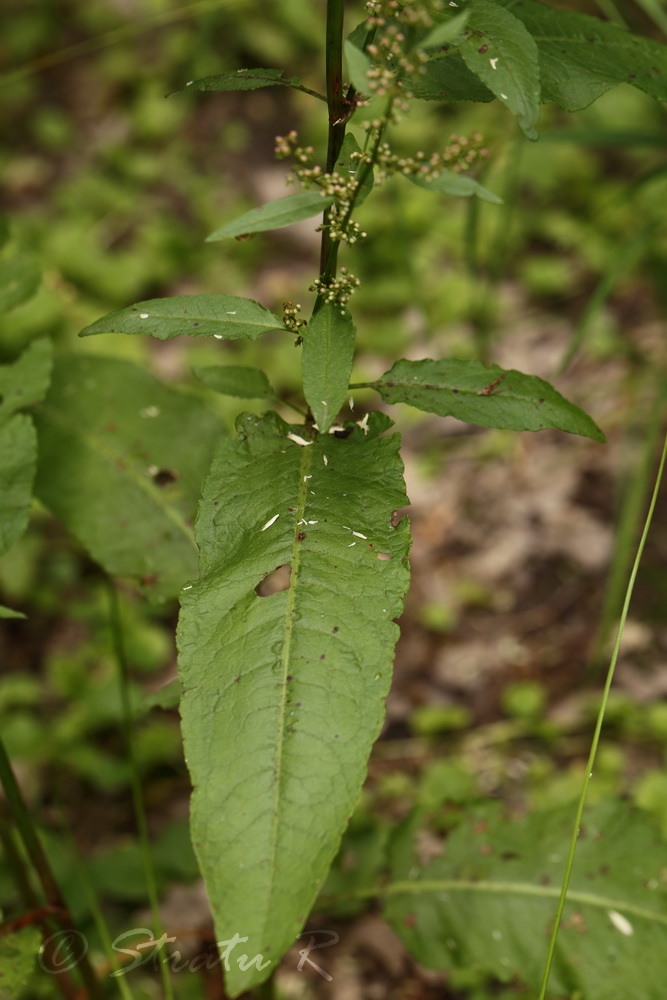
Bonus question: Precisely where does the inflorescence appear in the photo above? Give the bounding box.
[274,1,488,311]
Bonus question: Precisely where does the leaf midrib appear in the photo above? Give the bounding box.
[264,440,314,938]
[337,878,667,927]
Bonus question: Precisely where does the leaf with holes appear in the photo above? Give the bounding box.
[495,0,667,110]
[459,0,541,139]
[193,364,274,400]
[370,358,604,441]
[34,354,224,599]
[385,800,667,999]
[79,294,283,342]
[302,303,355,433]
[177,410,411,996]
[206,193,334,241]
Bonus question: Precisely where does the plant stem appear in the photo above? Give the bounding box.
[107,582,175,1000]
[0,737,102,999]
[536,427,667,1000]
[319,0,347,281]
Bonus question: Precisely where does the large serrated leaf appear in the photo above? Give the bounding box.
[371,358,605,441]
[0,926,41,1000]
[302,304,355,433]
[79,294,283,342]
[177,410,411,996]
[206,192,334,241]
[0,415,37,558]
[0,339,53,426]
[459,0,541,139]
[34,354,224,600]
[385,801,667,999]
[496,0,667,111]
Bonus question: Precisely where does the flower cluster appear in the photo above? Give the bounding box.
[282,301,307,334]
[373,133,489,183]
[309,268,361,314]
[274,133,370,246]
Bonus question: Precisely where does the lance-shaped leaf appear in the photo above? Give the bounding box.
[177,410,411,996]
[370,358,605,441]
[459,0,541,139]
[79,294,283,342]
[206,192,334,241]
[34,354,224,600]
[192,364,274,400]
[495,0,667,110]
[171,68,325,102]
[344,40,374,93]
[419,11,470,50]
[302,304,355,433]
[0,338,53,425]
[404,169,502,204]
[385,800,667,999]
[335,133,374,206]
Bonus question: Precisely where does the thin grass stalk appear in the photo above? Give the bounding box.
[107,582,175,1000]
[537,427,667,1000]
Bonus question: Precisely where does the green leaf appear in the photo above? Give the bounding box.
[0,605,26,619]
[206,193,334,241]
[79,295,283,342]
[496,0,667,110]
[459,0,541,139]
[0,339,53,426]
[192,364,274,399]
[177,410,411,996]
[404,169,502,205]
[334,133,373,206]
[419,11,470,49]
[385,800,667,999]
[171,68,324,101]
[410,52,495,102]
[0,926,41,999]
[371,358,605,441]
[0,415,37,559]
[34,354,224,600]
[0,254,40,313]
[302,304,355,433]
[344,40,374,93]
